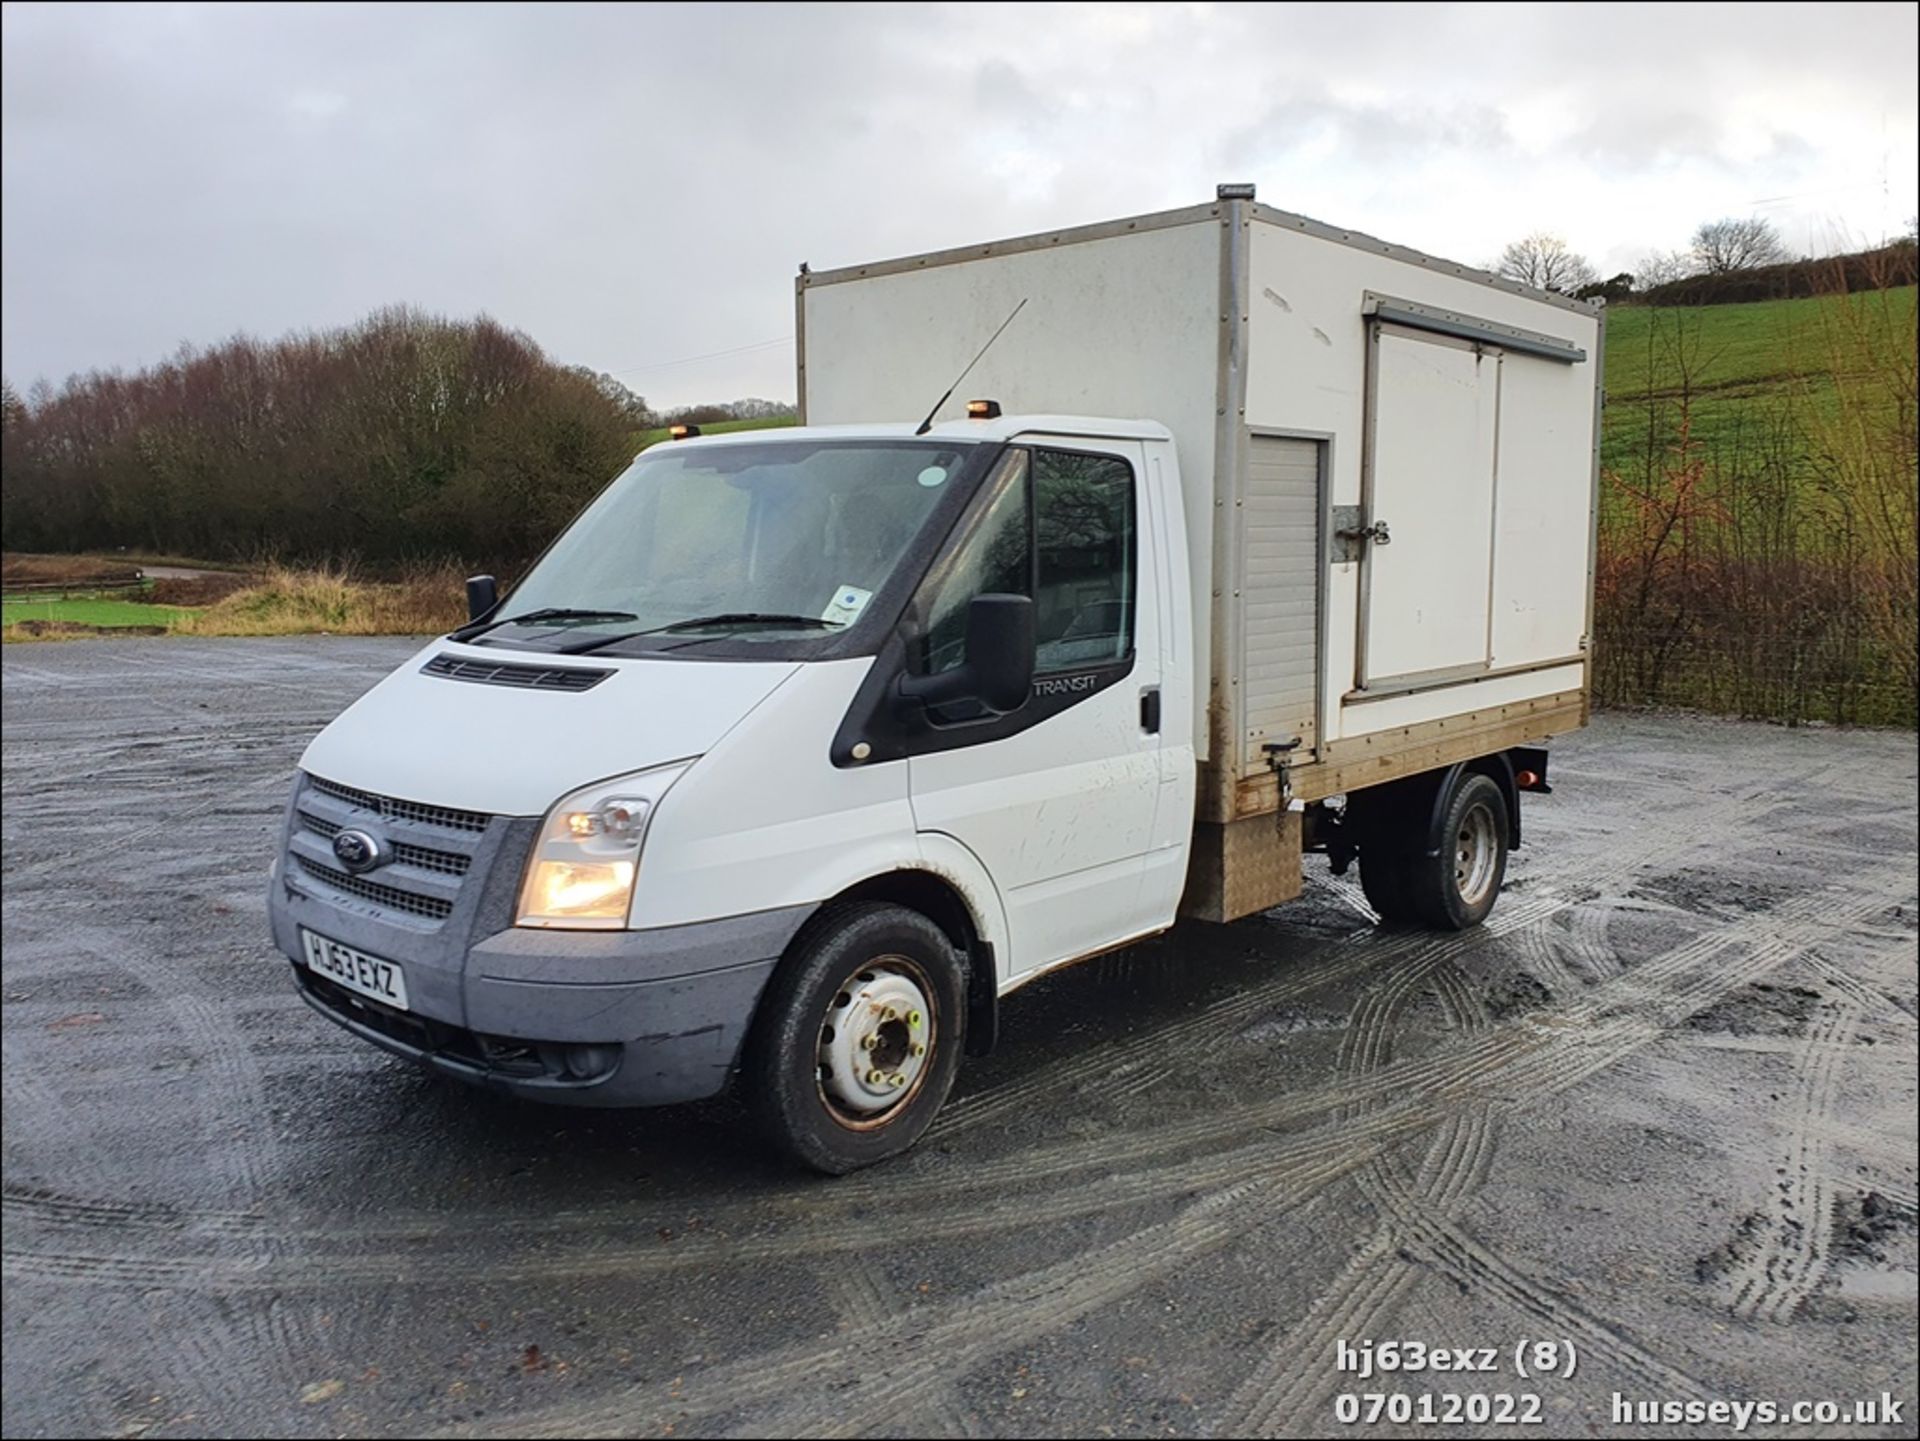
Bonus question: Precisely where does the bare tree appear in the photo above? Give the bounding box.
[1691,216,1787,274]
[1494,233,1599,295]
[1635,248,1699,288]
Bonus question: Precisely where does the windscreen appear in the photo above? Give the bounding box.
[485,439,977,649]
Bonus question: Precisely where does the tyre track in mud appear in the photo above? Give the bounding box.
[1727,992,1862,1323]
[1217,944,1474,1436]
[6,862,1905,1299]
[0,1040,122,1199]
[465,883,1905,1440]
[1805,947,1919,1024]
[451,1177,1310,1440]
[785,1254,986,1440]
[4,934,310,1418]
[1217,948,1565,1434]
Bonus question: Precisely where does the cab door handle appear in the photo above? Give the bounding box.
[1139,686,1161,734]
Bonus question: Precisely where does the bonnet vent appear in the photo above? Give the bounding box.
[421,654,613,692]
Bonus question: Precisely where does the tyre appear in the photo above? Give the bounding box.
[1405,772,1509,931]
[1358,847,1418,923]
[745,901,967,1174]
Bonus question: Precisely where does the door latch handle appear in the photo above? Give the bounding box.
[1336,518,1391,547]
[1139,686,1161,734]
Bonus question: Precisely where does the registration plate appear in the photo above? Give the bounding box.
[301,930,410,1012]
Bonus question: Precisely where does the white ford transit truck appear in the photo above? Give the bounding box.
[271,187,1603,1172]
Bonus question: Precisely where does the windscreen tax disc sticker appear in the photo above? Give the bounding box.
[821,584,873,626]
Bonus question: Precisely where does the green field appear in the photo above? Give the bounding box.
[1,593,198,628]
[1600,285,1916,480]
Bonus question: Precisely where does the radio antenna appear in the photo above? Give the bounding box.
[913,298,1027,436]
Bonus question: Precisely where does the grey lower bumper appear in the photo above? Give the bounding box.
[272,880,810,1107]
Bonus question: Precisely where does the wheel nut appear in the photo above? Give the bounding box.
[860,1034,878,1051]
[890,1073,906,1087]
[910,1042,926,1057]
[867,1069,886,1086]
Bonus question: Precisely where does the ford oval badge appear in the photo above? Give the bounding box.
[331,828,386,875]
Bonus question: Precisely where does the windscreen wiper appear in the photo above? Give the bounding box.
[451,607,638,642]
[557,613,840,655]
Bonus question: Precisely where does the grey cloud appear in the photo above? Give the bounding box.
[3,2,1914,405]
[1220,89,1512,178]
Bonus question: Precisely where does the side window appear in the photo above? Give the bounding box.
[1033,449,1134,672]
[919,451,1031,675]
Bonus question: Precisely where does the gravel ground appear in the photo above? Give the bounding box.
[3,636,1915,1440]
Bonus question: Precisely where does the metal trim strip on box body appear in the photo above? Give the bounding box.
[798,202,1224,290]
[794,264,809,422]
[1344,652,1588,704]
[1204,196,1252,801]
[1355,320,1382,689]
[1484,351,1505,665]
[1362,293,1588,362]
[1255,203,1602,318]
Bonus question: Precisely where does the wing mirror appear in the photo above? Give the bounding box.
[465,574,498,622]
[898,593,1035,715]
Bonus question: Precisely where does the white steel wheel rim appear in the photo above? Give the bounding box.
[1455,802,1500,908]
[816,958,936,1130]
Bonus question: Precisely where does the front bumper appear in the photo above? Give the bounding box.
[269,861,809,1108]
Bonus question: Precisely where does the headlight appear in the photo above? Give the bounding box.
[516,762,691,929]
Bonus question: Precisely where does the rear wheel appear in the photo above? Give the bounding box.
[745,902,966,1174]
[1406,772,1508,930]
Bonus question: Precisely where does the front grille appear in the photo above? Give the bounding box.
[422,653,613,692]
[299,811,471,877]
[307,775,489,833]
[291,855,456,920]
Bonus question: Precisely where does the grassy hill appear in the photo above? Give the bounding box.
[1601,286,1917,484]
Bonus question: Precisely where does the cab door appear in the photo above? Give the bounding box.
[906,438,1167,978]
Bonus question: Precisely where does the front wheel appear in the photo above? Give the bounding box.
[744,902,966,1174]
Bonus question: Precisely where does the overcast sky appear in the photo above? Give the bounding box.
[4,1,1915,408]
